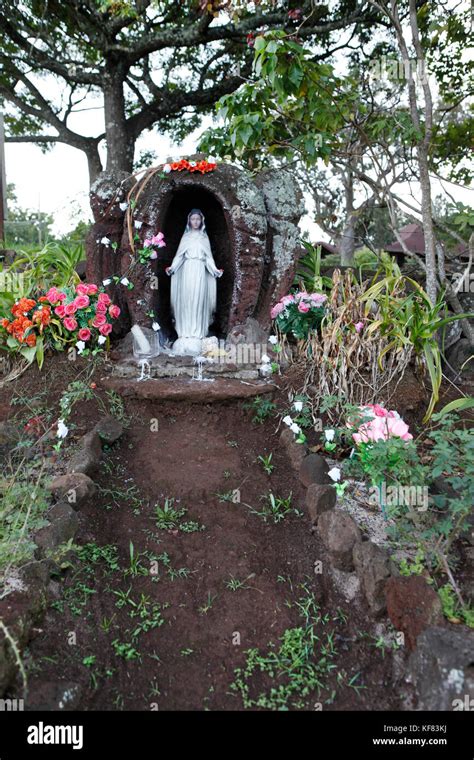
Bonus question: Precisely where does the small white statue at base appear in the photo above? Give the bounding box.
[166,208,223,356]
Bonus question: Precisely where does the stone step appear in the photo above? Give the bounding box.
[101,376,276,403]
[111,357,261,381]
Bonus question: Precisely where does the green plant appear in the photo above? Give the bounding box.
[230,591,338,710]
[257,453,274,475]
[362,261,473,421]
[247,492,294,524]
[438,584,474,628]
[198,592,217,615]
[112,639,141,661]
[295,241,333,292]
[154,498,186,530]
[244,396,277,424]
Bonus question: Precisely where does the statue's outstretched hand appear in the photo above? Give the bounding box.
[216,269,224,278]
[165,266,173,276]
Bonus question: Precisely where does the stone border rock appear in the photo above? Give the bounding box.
[0,415,124,698]
[278,425,474,709]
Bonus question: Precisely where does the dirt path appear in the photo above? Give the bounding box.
[23,399,402,711]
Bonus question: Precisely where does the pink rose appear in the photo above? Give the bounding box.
[355,321,364,333]
[98,293,111,307]
[54,305,66,318]
[108,304,121,319]
[78,328,91,341]
[298,301,310,313]
[387,417,413,441]
[46,287,61,304]
[64,302,77,316]
[93,314,107,327]
[99,322,113,336]
[144,238,153,248]
[63,317,78,331]
[87,284,98,295]
[58,292,67,301]
[270,302,285,319]
[96,301,107,313]
[75,284,89,296]
[74,295,90,309]
[281,295,295,305]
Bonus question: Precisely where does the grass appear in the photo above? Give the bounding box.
[247,492,295,524]
[230,590,339,710]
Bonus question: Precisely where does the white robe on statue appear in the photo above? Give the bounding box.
[169,225,222,355]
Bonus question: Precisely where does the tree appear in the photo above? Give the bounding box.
[0,0,376,185]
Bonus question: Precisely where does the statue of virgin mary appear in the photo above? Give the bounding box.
[166,208,223,355]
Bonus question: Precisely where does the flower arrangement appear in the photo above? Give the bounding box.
[350,404,413,445]
[271,290,327,340]
[137,231,166,263]
[1,283,121,367]
[162,158,217,174]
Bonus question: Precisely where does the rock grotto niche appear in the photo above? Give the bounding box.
[86,155,304,349]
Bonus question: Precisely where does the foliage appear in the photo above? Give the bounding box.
[243,396,276,424]
[200,30,351,168]
[295,268,412,415]
[230,590,337,710]
[362,260,474,421]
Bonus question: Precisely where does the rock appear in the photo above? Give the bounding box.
[48,473,96,510]
[0,421,20,454]
[446,338,474,378]
[353,541,392,616]
[227,317,268,348]
[0,583,47,695]
[34,502,79,555]
[26,681,83,711]
[67,430,102,477]
[279,427,294,449]
[94,415,124,446]
[306,484,336,525]
[385,576,444,650]
[299,453,330,487]
[102,376,275,403]
[287,442,307,471]
[317,510,361,571]
[328,566,361,602]
[408,626,474,710]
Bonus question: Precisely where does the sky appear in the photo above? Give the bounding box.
[2,1,472,242]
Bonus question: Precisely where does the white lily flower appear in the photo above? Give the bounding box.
[75,340,86,354]
[283,415,293,426]
[268,335,278,345]
[120,277,130,286]
[57,419,69,439]
[163,163,172,173]
[102,278,112,286]
[261,353,271,363]
[324,429,335,442]
[207,156,216,163]
[98,335,107,345]
[152,322,161,331]
[100,236,111,246]
[290,422,301,434]
[293,400,303,412]
[328,467,341,482]
[134,220,143,229]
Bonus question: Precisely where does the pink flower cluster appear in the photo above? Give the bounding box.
[271,291,327,319]
[143,232,166,260]
[351,404,413,444]
[44,284,120,340]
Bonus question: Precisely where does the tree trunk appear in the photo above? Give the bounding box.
[103,60,135,174]
[340,212,356,266]
[86,146,104,186]
[417,145,438,303]
[340,166,356,266]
